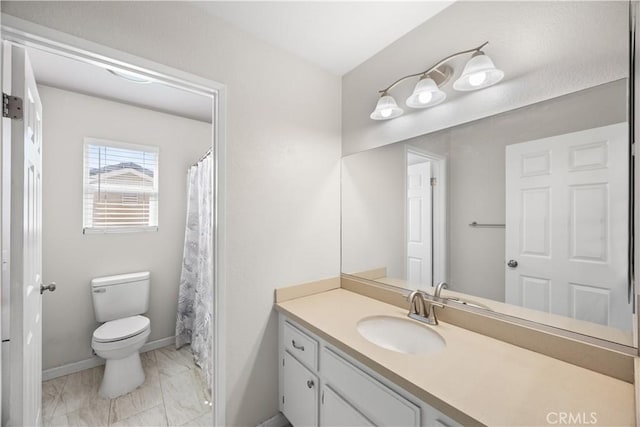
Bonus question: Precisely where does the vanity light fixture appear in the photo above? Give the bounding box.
[370,41,504,121]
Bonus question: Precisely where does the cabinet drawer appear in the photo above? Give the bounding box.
[284,321,318,370]
[322,348,420,427]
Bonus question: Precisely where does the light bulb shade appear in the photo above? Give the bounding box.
[453,53,504,91]
[406,77,446,109]
[370,94,403,120]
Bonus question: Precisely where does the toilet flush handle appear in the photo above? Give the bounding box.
[40,282,56,294]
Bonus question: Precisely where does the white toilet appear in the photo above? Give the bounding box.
[91,271,151,399]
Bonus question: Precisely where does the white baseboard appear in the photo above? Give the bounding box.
[257,413,289,427]
[42,336,176,381]
[140,336,176,353]
[42,354,105,382]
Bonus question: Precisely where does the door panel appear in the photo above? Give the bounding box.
[7,44,43,427]
[506,123,630,332]
[406,161,432,287]
[520,187,551,256]
[569,184,608,261]
[520,275,550,312]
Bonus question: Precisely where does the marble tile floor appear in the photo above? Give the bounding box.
[42,345,213,427]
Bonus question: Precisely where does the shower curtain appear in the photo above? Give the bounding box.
[176,152,213,391]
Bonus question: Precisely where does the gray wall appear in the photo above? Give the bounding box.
[342,142,405,278]
[342,1,628,156]
[39,85,210,370]
[2,3,343,425]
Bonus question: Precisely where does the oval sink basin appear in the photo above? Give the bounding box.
[356,316,445,355]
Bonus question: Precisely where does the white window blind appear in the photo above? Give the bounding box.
[83,138,159,233]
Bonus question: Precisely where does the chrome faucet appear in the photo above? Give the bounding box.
[407,290,444,325]
[434,281,448,298]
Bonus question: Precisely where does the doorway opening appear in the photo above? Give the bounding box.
[405,147,447,290]
[0,18,226,427]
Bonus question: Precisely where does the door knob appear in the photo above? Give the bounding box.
[40,282,56,294]
[306,379,314,389]
[507,260,518,268]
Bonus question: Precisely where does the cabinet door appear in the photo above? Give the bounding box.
[322,348,420,427]
[321,385,373,427]
[283,351,318,427]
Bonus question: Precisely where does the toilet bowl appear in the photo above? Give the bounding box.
[92,315,151,398]
[90,272,151,399]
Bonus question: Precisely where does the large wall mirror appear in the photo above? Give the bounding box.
[341,2,634,348]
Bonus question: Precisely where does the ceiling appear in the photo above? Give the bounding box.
[191,1,454,75]
[26,2,455,116]
[27,46,213,123]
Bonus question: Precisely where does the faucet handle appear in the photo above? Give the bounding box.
[422,292,445,309]
[407,290,427,316]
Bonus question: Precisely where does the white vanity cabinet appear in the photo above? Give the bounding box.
[278,314,462,427]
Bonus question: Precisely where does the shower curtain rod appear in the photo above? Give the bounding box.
[193,147,212,166]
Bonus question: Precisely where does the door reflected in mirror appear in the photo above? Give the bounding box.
[342,80,633,346]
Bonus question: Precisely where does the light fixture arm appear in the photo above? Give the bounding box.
[377,41,489,94]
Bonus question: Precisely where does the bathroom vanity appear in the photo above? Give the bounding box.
[278,312,461,427]
[275,280,635,426]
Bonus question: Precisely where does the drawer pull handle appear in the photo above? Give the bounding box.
[307,379,314,389]
[291,340,305,351]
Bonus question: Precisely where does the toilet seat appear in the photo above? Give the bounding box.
[93,315,150,343]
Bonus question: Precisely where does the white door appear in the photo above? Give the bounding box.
[6,43,44,426]
[505,123,631,332]
[320,385,372,427]
[283,351,318,427]
[407,160,432,288]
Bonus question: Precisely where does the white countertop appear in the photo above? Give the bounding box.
[276,288,635,426]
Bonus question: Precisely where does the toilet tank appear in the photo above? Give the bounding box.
[91,272,150,322]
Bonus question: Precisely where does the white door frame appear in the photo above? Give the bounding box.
[0,15,228,426]
[405,146,447,287]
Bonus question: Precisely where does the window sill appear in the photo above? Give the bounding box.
[83,226,159,234]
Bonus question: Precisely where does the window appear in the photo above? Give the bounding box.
[83,138,159,233]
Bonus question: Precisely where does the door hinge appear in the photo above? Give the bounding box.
[430,177,437,186]
[321,391,324,404]
[632,142,636,157]
[282,358,285,367]
[282,395,285,404]
[2,93,23,120]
